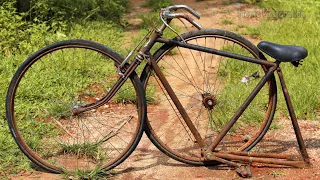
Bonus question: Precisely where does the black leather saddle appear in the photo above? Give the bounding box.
[257,41,308,62]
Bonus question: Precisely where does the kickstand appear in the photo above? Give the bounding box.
[205,152,252,178]
[235,165,252,178]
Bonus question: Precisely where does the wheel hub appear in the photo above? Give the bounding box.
[202,93,217,110]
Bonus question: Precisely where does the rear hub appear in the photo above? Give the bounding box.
[202,93,217,110]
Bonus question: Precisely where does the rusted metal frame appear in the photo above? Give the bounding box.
[277,67,311,165]
[149,57,205,148]
[226,151,301,160]
[238,80,277,151]
[156,38,276,67]
[73,25,168,114]
[72,60,141,115]
[135,21,205,148]
[206,65,279,153]
[212,152,307,168]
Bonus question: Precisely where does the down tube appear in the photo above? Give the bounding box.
[208,65,279,152]
[149,58,205,148]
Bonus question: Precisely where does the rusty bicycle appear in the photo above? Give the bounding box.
[6,4,310,177]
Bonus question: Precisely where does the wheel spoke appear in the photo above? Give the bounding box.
[144,30,276,165]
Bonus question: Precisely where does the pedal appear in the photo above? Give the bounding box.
[235,165,252,178]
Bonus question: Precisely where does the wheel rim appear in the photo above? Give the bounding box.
[144,33,275,163]
[8,43,143,172]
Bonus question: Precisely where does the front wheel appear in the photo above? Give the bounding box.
[6,39,146,173]
[141,29,277,165]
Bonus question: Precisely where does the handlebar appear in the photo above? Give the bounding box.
[161,5,203,30]
[166,5,201,19]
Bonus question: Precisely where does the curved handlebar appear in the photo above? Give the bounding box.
[166,5,201,19]
[161,5,202,29]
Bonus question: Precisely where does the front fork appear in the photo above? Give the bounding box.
[72,56,142,115]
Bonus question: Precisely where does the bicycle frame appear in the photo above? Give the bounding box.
[75,23,310,169]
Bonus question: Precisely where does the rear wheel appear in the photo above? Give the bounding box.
[6,40,146,173]
[141,29,277,165]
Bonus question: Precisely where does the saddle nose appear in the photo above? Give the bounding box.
[257,41,308,62]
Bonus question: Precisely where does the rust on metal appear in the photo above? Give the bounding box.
[208,65,279,152]
[226,151,301,160]
[150,58,205,148]
[212,152,308,168]
[277,68,311,165]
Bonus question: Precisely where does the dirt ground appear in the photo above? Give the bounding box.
[9,0,320,179]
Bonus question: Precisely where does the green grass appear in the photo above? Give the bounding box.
[255,0,320,119]
[213,45,270,128]
[238,0,319,119]
[270,123,283,130]
[59,142,101,159]
[63,166,114,180]
[220,19,233,25]
[241,26,262,39]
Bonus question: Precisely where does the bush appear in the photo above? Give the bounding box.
[144,0,173,12]
[0,1,52,55]
[44,0,129,22]
[0,0,131,55]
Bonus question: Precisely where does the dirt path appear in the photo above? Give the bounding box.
[9,0,320,179]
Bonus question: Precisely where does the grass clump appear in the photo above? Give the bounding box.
[64,166,114,180]
[270,170,286,177]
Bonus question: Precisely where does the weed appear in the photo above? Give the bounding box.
[58,142,102,159]
[63,166,114,179]
[270,170,286,177]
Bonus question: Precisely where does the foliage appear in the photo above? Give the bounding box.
[144,0,173,12]
[0,1,51,55]
[42,0,130,22]
[0,0,130,55]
